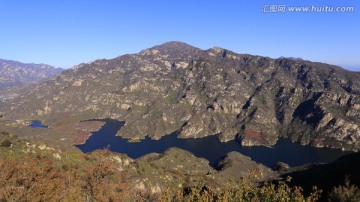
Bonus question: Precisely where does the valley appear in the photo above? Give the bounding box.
[76,119,349,168]
[0,42,359,201]
[1,0,359,200]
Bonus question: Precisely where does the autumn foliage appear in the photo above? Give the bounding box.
[0,151,126,201]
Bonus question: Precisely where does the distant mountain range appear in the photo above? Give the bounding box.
[342,65,360,72]
[1,42,359,151]
[0,59,63,91]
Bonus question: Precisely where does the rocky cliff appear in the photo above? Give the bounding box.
[2,42,360,150]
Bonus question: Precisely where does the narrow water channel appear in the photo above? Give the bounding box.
[75,119,350,167]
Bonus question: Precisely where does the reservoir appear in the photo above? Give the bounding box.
[28,120,48,128]
[76,119,350,167]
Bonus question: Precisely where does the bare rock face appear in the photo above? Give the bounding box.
[2,41,360,150]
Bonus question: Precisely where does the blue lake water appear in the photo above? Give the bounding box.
[76,119,350,167]
[28,120,48,128]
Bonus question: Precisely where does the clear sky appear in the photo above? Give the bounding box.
[0,0,359,71]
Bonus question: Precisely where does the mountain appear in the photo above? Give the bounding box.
[0,59,63,91]
[1,42,360,151]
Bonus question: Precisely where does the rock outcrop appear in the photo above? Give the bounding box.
[216,152,277,182]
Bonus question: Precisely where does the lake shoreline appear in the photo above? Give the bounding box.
[76,119,351,168]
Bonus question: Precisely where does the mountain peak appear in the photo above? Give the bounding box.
[139,41,203,57]
[210,46,225,52]
[155,41,197,49]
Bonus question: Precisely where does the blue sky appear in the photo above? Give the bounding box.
[0,0,359,71]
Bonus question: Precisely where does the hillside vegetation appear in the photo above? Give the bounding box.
[1,132,359,201]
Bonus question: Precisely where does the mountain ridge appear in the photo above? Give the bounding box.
[0,58,63,91]
[1,42,359,151]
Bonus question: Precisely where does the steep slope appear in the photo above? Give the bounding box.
[1,42,360,150]
[0,59,63,90]
[282,152,360,199]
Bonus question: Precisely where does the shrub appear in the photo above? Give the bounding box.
[0,139,11,147]
[0,132,9,136]
[328,178,360,202]
[146,177,322,202]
